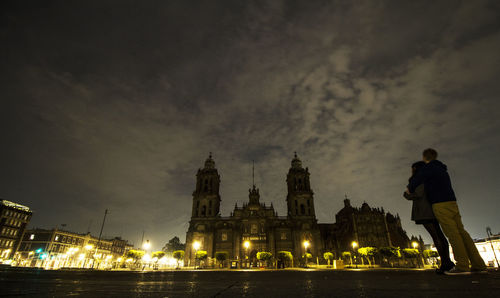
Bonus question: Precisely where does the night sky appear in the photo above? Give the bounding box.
[2,1,500,250]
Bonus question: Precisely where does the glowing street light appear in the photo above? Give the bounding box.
[143,240,151,250]
[192,241,201,251]
[412,241,419,249]
[85,244,93,250]
[303,240,310,268]
[352,241,358,268]
[192,241,201,269]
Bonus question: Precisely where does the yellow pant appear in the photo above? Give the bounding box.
[432,201,486,271]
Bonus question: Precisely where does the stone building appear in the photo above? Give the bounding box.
[325,198,410,254]
[185,153,321,267]
[0,199,32,261]
[17,228,132,269]
[184,154,413,267]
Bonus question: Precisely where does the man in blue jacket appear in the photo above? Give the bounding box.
[407,148,486,275]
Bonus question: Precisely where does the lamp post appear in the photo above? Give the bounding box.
[412,241,422,267]
[244,241,250,268]
[192,241,201,269]
[352,241,358,269]
[142,240,151,270]
[303,240,310,268]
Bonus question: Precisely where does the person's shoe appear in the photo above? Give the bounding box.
[471,268,488,274]
[436,263,455,275]
[444,267,471,275]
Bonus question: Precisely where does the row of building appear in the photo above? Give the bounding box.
[1,199,133,269]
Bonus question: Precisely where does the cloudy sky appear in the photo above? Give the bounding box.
[2,0,500,250]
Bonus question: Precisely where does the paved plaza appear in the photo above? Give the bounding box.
[0,268,499,297]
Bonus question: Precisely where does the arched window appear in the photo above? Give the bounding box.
[300,204,305,215]
[201,205,206,216]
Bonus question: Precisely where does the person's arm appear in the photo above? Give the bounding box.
[403,191,419,200]
[407,170,425,193]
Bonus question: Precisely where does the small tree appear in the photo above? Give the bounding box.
[126,250,145,268]
[379,246,400,267]
[358,247,378,266]
[423,249,439,258]
[423,249,439,267]
[277,251,293,268]
[323,252,334,266]
[162,236,186,256]
[152,251,166,259]
[173,250,184,268]
[402,248,419,258]
[342,251,352,265]
[256,252,273,267]
[195,250,208,268]
[215,251,229,268]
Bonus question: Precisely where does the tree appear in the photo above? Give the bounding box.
[173,250,184,268]
[323,252,334,266]
[256,252,273,267]
[277,251,293,268]
[423,249,439,258]
[126,250,145,268]
[342,251,352,265]
[378,247,400,267]
[357,247,378,266]
[401,248,419,258]
[195,250,208,268]
[152,251,166,259]
[215,251,229,268]
[162,236,185,255]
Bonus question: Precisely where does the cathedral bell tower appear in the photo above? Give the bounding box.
[286,152,316,218]
[191,153,221,218]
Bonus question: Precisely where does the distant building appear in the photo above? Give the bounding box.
[17,228,132,269]
[0,199,32,261]
[184,154,414,267]
[326,199,411,254]
[448,234,500,268]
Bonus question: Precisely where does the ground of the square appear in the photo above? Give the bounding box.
[0,268,498,297]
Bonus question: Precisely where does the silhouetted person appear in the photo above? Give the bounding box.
[404,161,454,274]
[407,148,486,275]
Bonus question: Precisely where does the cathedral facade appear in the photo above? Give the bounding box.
[184,154,411,267]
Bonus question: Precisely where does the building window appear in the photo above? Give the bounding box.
[300,204,305,215]
[55,235,59,241]
[30,234,35,240]
[251,224,258,234]
[222,232,227,241]
[280,232,287,240]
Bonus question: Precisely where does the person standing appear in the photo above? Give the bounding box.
[404,161,454,274]
[407,148,486,275]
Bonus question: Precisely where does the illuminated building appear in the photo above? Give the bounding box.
[17,228,132,269]
[0,199,32,261]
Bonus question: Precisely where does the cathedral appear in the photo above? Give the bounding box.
[184,153,411,267]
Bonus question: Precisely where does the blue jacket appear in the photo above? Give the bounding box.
[407,160,457,205]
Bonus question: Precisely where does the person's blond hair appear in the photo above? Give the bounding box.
[423,148,438,161]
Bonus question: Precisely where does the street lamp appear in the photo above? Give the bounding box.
[143,240,151,251]
[243,241,250,268]
[303,241,310,268]
[193,241,201,269]
[412,241,423,267]
[352,241,358,268]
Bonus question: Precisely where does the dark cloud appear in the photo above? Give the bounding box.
[1,0,500,249]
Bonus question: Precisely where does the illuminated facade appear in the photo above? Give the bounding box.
[184,154,413,267]
[16,228,132,269]
[0,199,32,261]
